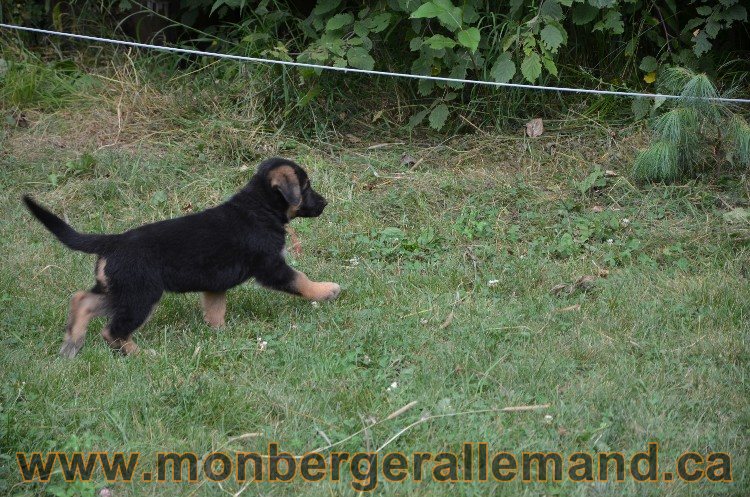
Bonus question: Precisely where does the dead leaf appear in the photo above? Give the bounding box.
[182,202,193,212]
[597,268,610,278]
[346,133,361,143]
[592,205,604,213]
[15,112,28,128]
[556,304,581,313]
[525,118,544,138]
[604,170,618,177]
[550,283,571,296]
[439,311,454,330]
[372,110,384,122]
[573,275,597,292]
[400,153,416,166]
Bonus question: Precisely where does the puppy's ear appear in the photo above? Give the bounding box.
[268,165,301,207]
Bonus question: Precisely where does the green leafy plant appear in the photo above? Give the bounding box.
[633,68,750,182]
[354,226,443,268]
[47,0,746,132]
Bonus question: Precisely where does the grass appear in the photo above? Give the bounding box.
[1,47,749,496]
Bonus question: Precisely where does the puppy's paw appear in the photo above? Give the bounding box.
[204,317,226,329]
[312,282,341,302]
[59,338,83,358]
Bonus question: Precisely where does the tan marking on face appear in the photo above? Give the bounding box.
[291,271,341,301]
[286,204,299,220]
[201,291,227,328]
[60,291,108,358]
[268,165,301,209]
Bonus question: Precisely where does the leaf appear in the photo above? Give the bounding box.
[692,30,712,57]
[368,13,392,32]
[589,0,616,7]
[326,13,353,31]
[429,103,450,130]
[724,5,747,22]
[418,79,434,95]
[424,34,456,49]
[457,27,481,52]
[411,51,433,75]
[639,56,658,73]
[539,24,564,52]
[695,6,713,16]
[312,0,341,16]
[632,97,651,120]
[542,56,558,77]
[643,71,657,84]
[572,3,598,24]
[594,9,624,34]
[410,0,463,31]
[704,18,721,38]
[353,20,370,38]
[520,53,542,82]
[490,53,516,83]
[525,117,544,137]
[346,46,375,70]
[539,0,563,20]
[407,108,430,130]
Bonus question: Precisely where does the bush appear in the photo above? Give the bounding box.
[632,68,750,182]
[4,1,748,131]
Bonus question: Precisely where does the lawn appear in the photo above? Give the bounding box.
[0,65,748,496]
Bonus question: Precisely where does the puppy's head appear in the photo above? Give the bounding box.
[259,158,327,220]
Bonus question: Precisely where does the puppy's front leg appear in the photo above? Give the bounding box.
[257,257,340,302]
[290,270,341,301]
[201,291,226,328]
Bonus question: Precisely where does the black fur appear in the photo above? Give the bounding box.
[24,157,339,357]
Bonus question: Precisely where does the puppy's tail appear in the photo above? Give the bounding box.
[23,196,114,254]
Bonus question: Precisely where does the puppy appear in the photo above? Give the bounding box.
[24,157,341,358]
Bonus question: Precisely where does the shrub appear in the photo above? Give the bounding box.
[632,68,750,182]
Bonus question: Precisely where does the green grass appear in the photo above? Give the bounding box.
[1,58,749,496]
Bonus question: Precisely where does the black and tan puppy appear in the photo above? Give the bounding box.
[24,157,340,358]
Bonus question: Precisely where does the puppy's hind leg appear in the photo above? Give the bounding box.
[60,291,108,358]
[101,292,162,356]
[201,292,226,328]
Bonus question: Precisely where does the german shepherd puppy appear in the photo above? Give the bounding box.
[24,157,341,358]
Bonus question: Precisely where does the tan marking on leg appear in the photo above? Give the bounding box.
[96,258,108,289]
[100,302,157,356]
[292,271,341,301]
[201,292,227,328]
[60,291,107,358]
[101,328,140,355]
